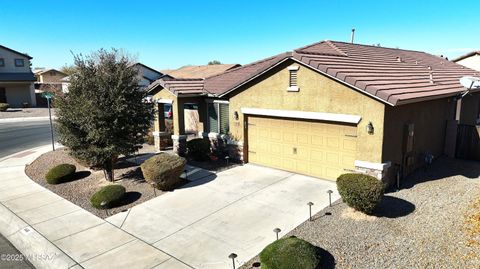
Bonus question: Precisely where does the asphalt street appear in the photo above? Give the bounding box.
[0,120,55,159]
[0,120,46,267]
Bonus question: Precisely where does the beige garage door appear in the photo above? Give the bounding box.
[247,116,357,180]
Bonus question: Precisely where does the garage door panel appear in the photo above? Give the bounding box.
[343,139,357,151]
[248,116,357,181]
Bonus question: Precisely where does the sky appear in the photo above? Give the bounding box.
[1,0,479,71]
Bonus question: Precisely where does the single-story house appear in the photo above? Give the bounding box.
[453,51,480,71]
[0,44,36,107]
[148,40,480,184]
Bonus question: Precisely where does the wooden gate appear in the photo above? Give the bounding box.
[456,124,480,160]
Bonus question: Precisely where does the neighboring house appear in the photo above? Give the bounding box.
[148,40,480,185]
[0,45,36,107]
[33,68,69,95]
[132,63,163,90]
[163,64,240,79]
[453,51,480,71]
[58,63,163,94]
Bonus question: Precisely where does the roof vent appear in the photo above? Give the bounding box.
[396,57,402,62]
[415,60,418,65]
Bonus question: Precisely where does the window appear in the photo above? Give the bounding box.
[208,102,229,134]
[0,58,4,67]
[15,59,24,67]
[287,66,299,91]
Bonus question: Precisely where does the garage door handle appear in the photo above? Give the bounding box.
[345,134,357,138]
[248,151,256,154]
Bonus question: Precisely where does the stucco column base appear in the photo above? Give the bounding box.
[172,135,187,156]
[354,160,392,184]
[154,132,173,151]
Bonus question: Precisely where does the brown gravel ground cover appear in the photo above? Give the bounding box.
[241,157,480,269]
[25,145,162,219]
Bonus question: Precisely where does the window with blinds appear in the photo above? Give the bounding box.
[208,102,229,134]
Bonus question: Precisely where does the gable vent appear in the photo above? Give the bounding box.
[287,66,300,92]
[289,69,298,86]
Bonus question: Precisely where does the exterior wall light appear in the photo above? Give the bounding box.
[234,111,239,121]
[366,122,374,135]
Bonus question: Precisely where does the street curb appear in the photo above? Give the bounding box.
[0,116,56,123]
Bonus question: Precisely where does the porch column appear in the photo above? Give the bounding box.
[153,100,173,152]
[172,97,187,156]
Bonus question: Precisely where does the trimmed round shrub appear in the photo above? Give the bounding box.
[141,153,186,191]
[186,138,211,161]
[0,103,9,112]
[90,185,126,209]
[337,173,385,214]
[260,236,321,269]
[45,164,76,184]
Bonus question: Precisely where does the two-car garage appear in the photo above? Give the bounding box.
[244,109,360,181]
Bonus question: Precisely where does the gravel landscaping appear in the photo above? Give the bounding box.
[25,145,167,219]
[0,108,55,119]
[241,157,480,269]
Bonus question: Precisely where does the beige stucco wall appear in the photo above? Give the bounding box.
[38,71,67,83]
[0,48,31,73]
[152,88,177,133]
[227,60,386,163]
[0,82,36,107]
[382,98,455,168]
[456,54,480,71]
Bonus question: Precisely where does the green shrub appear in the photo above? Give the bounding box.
[0,103,9,112]
[90,185,126,209]
[337,173,385,214]
[45,164,76,184]
[186,138,211,161]
[260,236,321,269]
[140,153,186,191]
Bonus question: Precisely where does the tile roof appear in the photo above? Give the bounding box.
[150,40,480,105]
[165,64,240,79]
[0,73,36,82]
[452,51,480,62]
[203,53,291,95]
[149,77,205,95]
[293,41,480,105]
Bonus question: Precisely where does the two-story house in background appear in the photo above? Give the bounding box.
[0,45,36,107]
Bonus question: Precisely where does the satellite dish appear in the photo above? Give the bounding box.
[460,76,480,89]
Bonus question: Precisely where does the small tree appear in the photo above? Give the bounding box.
[55,49,154,181]
[208,60,221,65]
[60,64,77,76]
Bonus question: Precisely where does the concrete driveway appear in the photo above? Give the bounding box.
[107,164,339,269]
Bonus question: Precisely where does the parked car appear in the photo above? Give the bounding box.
[164,104,172,119]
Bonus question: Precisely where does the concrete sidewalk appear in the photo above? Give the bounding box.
[0,145,190,269]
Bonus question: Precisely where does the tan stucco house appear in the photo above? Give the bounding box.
[0,45,36,107]
[453,51,480,71]
[148,40,480,184]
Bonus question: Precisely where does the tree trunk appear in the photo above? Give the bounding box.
[103,157,115,182]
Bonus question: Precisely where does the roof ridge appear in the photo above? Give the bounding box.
[204,52,292,80]
[329,40,426,54]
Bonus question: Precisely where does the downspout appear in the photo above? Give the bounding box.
[454,80,474,122]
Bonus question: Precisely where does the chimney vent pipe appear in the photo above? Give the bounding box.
[351,28,355,44]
